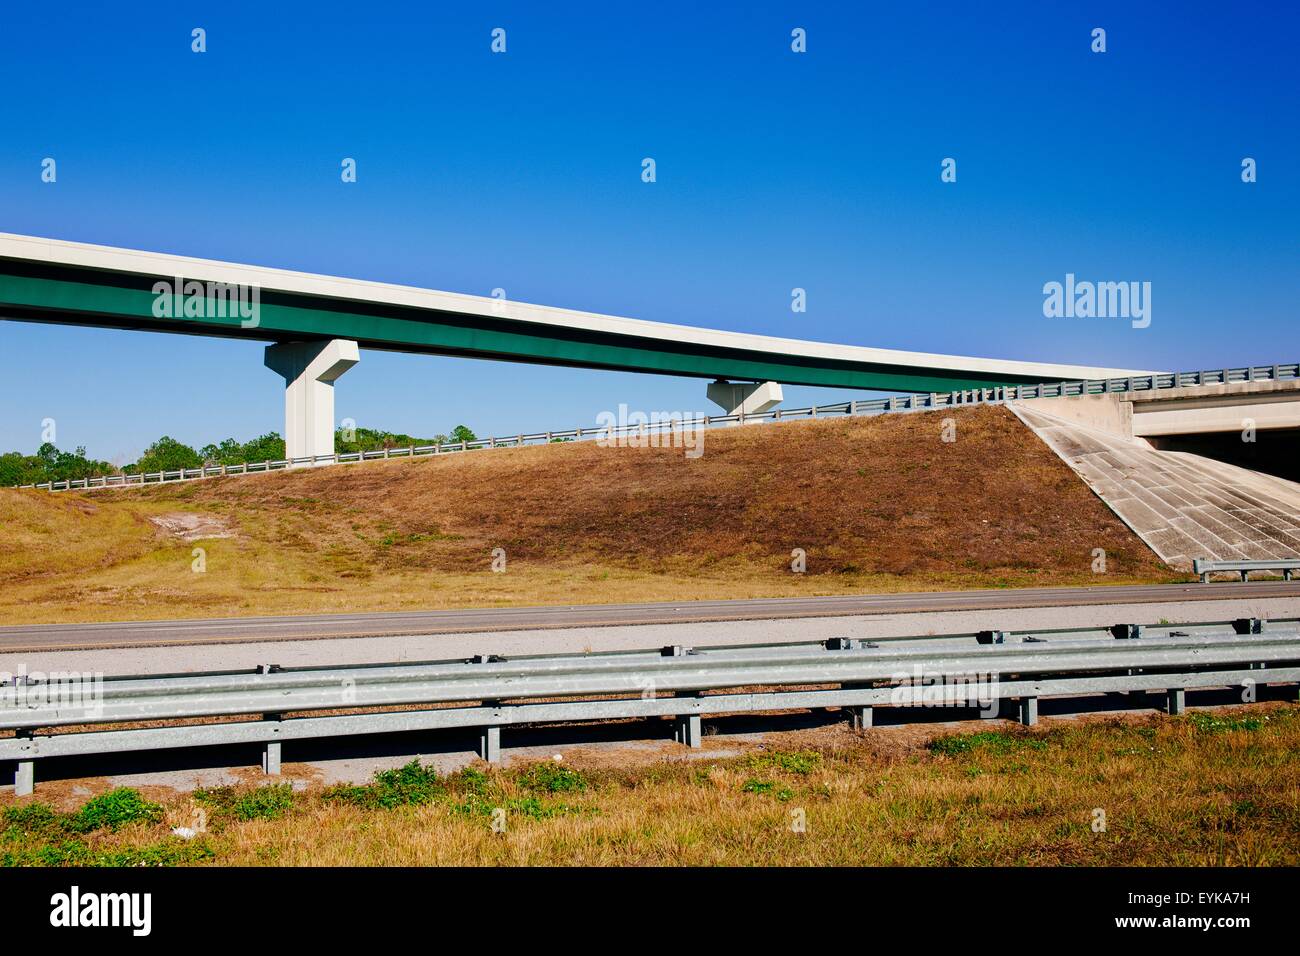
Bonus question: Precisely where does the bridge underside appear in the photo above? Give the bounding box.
[2,283,1062,395]
[0,233,1151,460]
[0,249,1145,394]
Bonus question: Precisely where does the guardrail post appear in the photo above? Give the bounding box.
[478,725,501,763]
[674,713,702,748]
[847,704,872,729]
[1166,688,1186,715]
[1017,697,1038,726]
[13,729,34,796]
[15,760,34,797]
[261,714,283,775]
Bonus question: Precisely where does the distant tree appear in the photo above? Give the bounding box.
[0,451,39,486]
[199,438,243,466]
[133,436,202,474]
[0,444,113,485]
[335,427,437,455]
[198,433,284,466]
[4,423,475,486]
[238,432,286,463]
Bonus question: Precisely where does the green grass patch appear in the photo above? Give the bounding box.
[453,766,491,795]
[1,802,64,840]
[1186,712,1264,734]
[322,759,444,809]
[195,783,296,822]
[69,789,163,833]
[2,837,214,867]
[517,762,589,794]
[928,730,1049,757]
[445,764,593,822]
[741,778,795,801]
[745,750,821,775]
[450,793,589,821]
[1,789,206,868]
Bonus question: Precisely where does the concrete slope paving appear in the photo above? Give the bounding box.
[1011,404,1300,569]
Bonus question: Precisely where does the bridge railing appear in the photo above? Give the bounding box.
[16,361,1298,493]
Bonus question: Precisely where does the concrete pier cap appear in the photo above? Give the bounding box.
[264,339,360,463]
[707,379,784,417]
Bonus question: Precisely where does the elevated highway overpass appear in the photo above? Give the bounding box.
[0,232,1148,459]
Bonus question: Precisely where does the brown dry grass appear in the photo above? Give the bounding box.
[4,705,1296,866]
[0,406,1178,624]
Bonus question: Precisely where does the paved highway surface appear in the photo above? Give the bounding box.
[2,581,1297,653]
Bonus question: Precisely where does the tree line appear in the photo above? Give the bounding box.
[1,425,478,487]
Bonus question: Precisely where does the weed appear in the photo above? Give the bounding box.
[928,730,1048,757]
[453,766,491,795]
[70,789,163,832]
[746,750,821,776]
[1,802,64,839]
[195,784,296,822]
[2,838,215,867]
[323,759,444,809]
[1187,712,1263,734]
[517,762,588,794]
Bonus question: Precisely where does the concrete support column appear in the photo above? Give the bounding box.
[264,339,360,463]
[706,380,784,417]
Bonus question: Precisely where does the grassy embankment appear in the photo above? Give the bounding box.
[0,407,1181,625]
[3,707,1295,866]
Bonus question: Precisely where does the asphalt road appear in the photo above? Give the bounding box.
[2,581,1297,653]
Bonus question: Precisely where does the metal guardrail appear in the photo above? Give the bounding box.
[1195,558,1300,583]
[17,361,1299,493]
[3,618,1297,794]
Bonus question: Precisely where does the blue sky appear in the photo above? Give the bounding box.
[1,1,1296,463]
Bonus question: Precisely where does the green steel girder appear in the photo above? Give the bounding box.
[0,269,1033,393]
